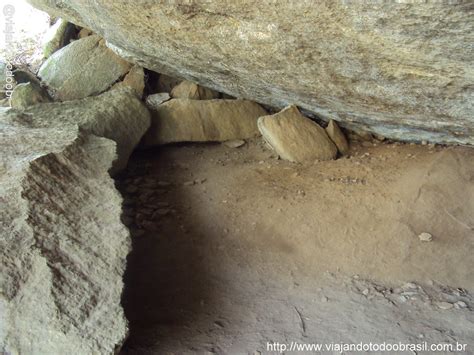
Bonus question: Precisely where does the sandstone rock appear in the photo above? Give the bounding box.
[171,80,219,100]
[27,0,474,145]
[78,27,92,38]
[10,82,51,109]
[42,18,75,58]
[38,34,131,101]
[326,119,349,155]
[111,64,145,97]
[223,139,245,148]
[142,99,266,145]
[145,92,170,109]
[18,88,150,172]
[0,88,149,354]
[258,106,337,162]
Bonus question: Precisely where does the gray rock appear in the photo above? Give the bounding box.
[142,99,266,146]
[38,35,131,101]
[10,82,51,109]
[0,88,149,354]
[27,0,474,145]
[16,87,150,173]
[418,232,433,242]
[258,105,337,162]
[326,120,350,155]
[145,92,170,109]
[171,80,219,100]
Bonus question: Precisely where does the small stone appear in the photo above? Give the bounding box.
[145,92,170,108]
[321,296,329,302]
[418,232,433,242]
[362,288,369,296]
[436,301,454,310]
[223,139,245,148]
[454,301,467,309]
[10,82,51,109]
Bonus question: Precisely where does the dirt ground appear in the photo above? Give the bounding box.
[117,139,474,354]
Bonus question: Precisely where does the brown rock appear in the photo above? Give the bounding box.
[326,119,349,155]
[258,106,337,162]
[143,99,266,145]
[170,80,219,100]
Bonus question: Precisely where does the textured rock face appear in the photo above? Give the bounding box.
[171,80,220,100]
[143,99,266,145]
[38,34,131,101]
[258,106,337,162]
[28,1,474,145]
[0,89,150,354]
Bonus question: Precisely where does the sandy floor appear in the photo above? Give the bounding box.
[117,139,474,354]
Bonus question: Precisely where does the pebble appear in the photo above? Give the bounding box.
[418,232,433,242]
[454,301,467,309]
[223,139,245,148]
[362,288,370,296]
[436,301,454,310]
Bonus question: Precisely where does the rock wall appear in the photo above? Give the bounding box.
[28,0,474,145]
[0,89,150,354]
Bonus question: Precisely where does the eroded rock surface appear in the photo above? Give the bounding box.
[143,99,266,145]
[38,34,131,101]
[258,105,337,162]
[28,1,474,145]
[0,88,150,354]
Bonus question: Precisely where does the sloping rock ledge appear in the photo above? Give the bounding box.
[27,1,474,146]
[0,89,150,354]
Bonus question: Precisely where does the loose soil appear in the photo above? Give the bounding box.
[118,139,474,354]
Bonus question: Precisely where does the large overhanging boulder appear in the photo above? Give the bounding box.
[0,89,150,354]
[27,1,474,145]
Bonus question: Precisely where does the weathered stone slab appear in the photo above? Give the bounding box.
[0,89,150,354]
[143,99,266,145]
[27,1,474,145]
[38,34,131,101]
[258,105,337,162]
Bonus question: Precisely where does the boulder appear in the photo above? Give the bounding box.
[326,119,350,155]
[170,80,219,100]
[27,0,474,145]
[111,64,145,97]
[38,34,131,101]
[0,89,150,354]
[258,106,337,162]
[10,82,51,109]
[42,18,76,58]
[142,99,266,145]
